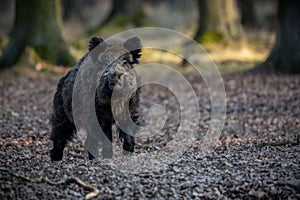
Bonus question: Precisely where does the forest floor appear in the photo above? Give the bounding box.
[0,62,299,199]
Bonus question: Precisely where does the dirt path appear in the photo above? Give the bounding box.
[0,70,299,199]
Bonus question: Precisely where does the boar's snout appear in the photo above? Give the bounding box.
[108,71,125,90]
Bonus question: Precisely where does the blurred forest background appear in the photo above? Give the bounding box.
[0,1,300,198]
[0,0,298,74]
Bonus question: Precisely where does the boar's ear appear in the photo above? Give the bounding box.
[88,36,104,51]
[124,36,142,64]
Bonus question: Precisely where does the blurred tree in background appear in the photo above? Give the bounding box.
[61,0,110,38]
[194,0,244,45]
[240,0,258,28]
[100,0,143,27]
[0,0,74,69]
[263,0,300,73]
[1,0,299,74]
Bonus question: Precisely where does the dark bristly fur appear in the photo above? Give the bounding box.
[50,36,142,161]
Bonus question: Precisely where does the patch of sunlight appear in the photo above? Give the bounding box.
[141,49,182,65]
[210,46,268,64]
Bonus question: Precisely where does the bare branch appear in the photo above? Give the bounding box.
[0,167,99,199]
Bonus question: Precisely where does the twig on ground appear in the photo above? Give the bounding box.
[0,167,99,199]
[257,140,299,147]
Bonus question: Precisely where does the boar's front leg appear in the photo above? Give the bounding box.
[87,124,113,159]
[120,130,135,155]
[100,119,113,158]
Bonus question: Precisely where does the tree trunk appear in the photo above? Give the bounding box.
[61,0,98,22]
[0,0,14,35]
[240,0,257,27]
[98,0,143,27]
[0,0,74,69]
[264,0,300,73]
[194,0,244,43]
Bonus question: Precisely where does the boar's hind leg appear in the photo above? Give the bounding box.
[50,120,74,161]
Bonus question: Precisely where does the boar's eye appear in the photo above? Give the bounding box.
[121,59,129,67]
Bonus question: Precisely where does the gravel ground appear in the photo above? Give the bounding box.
[0,69,299,199]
